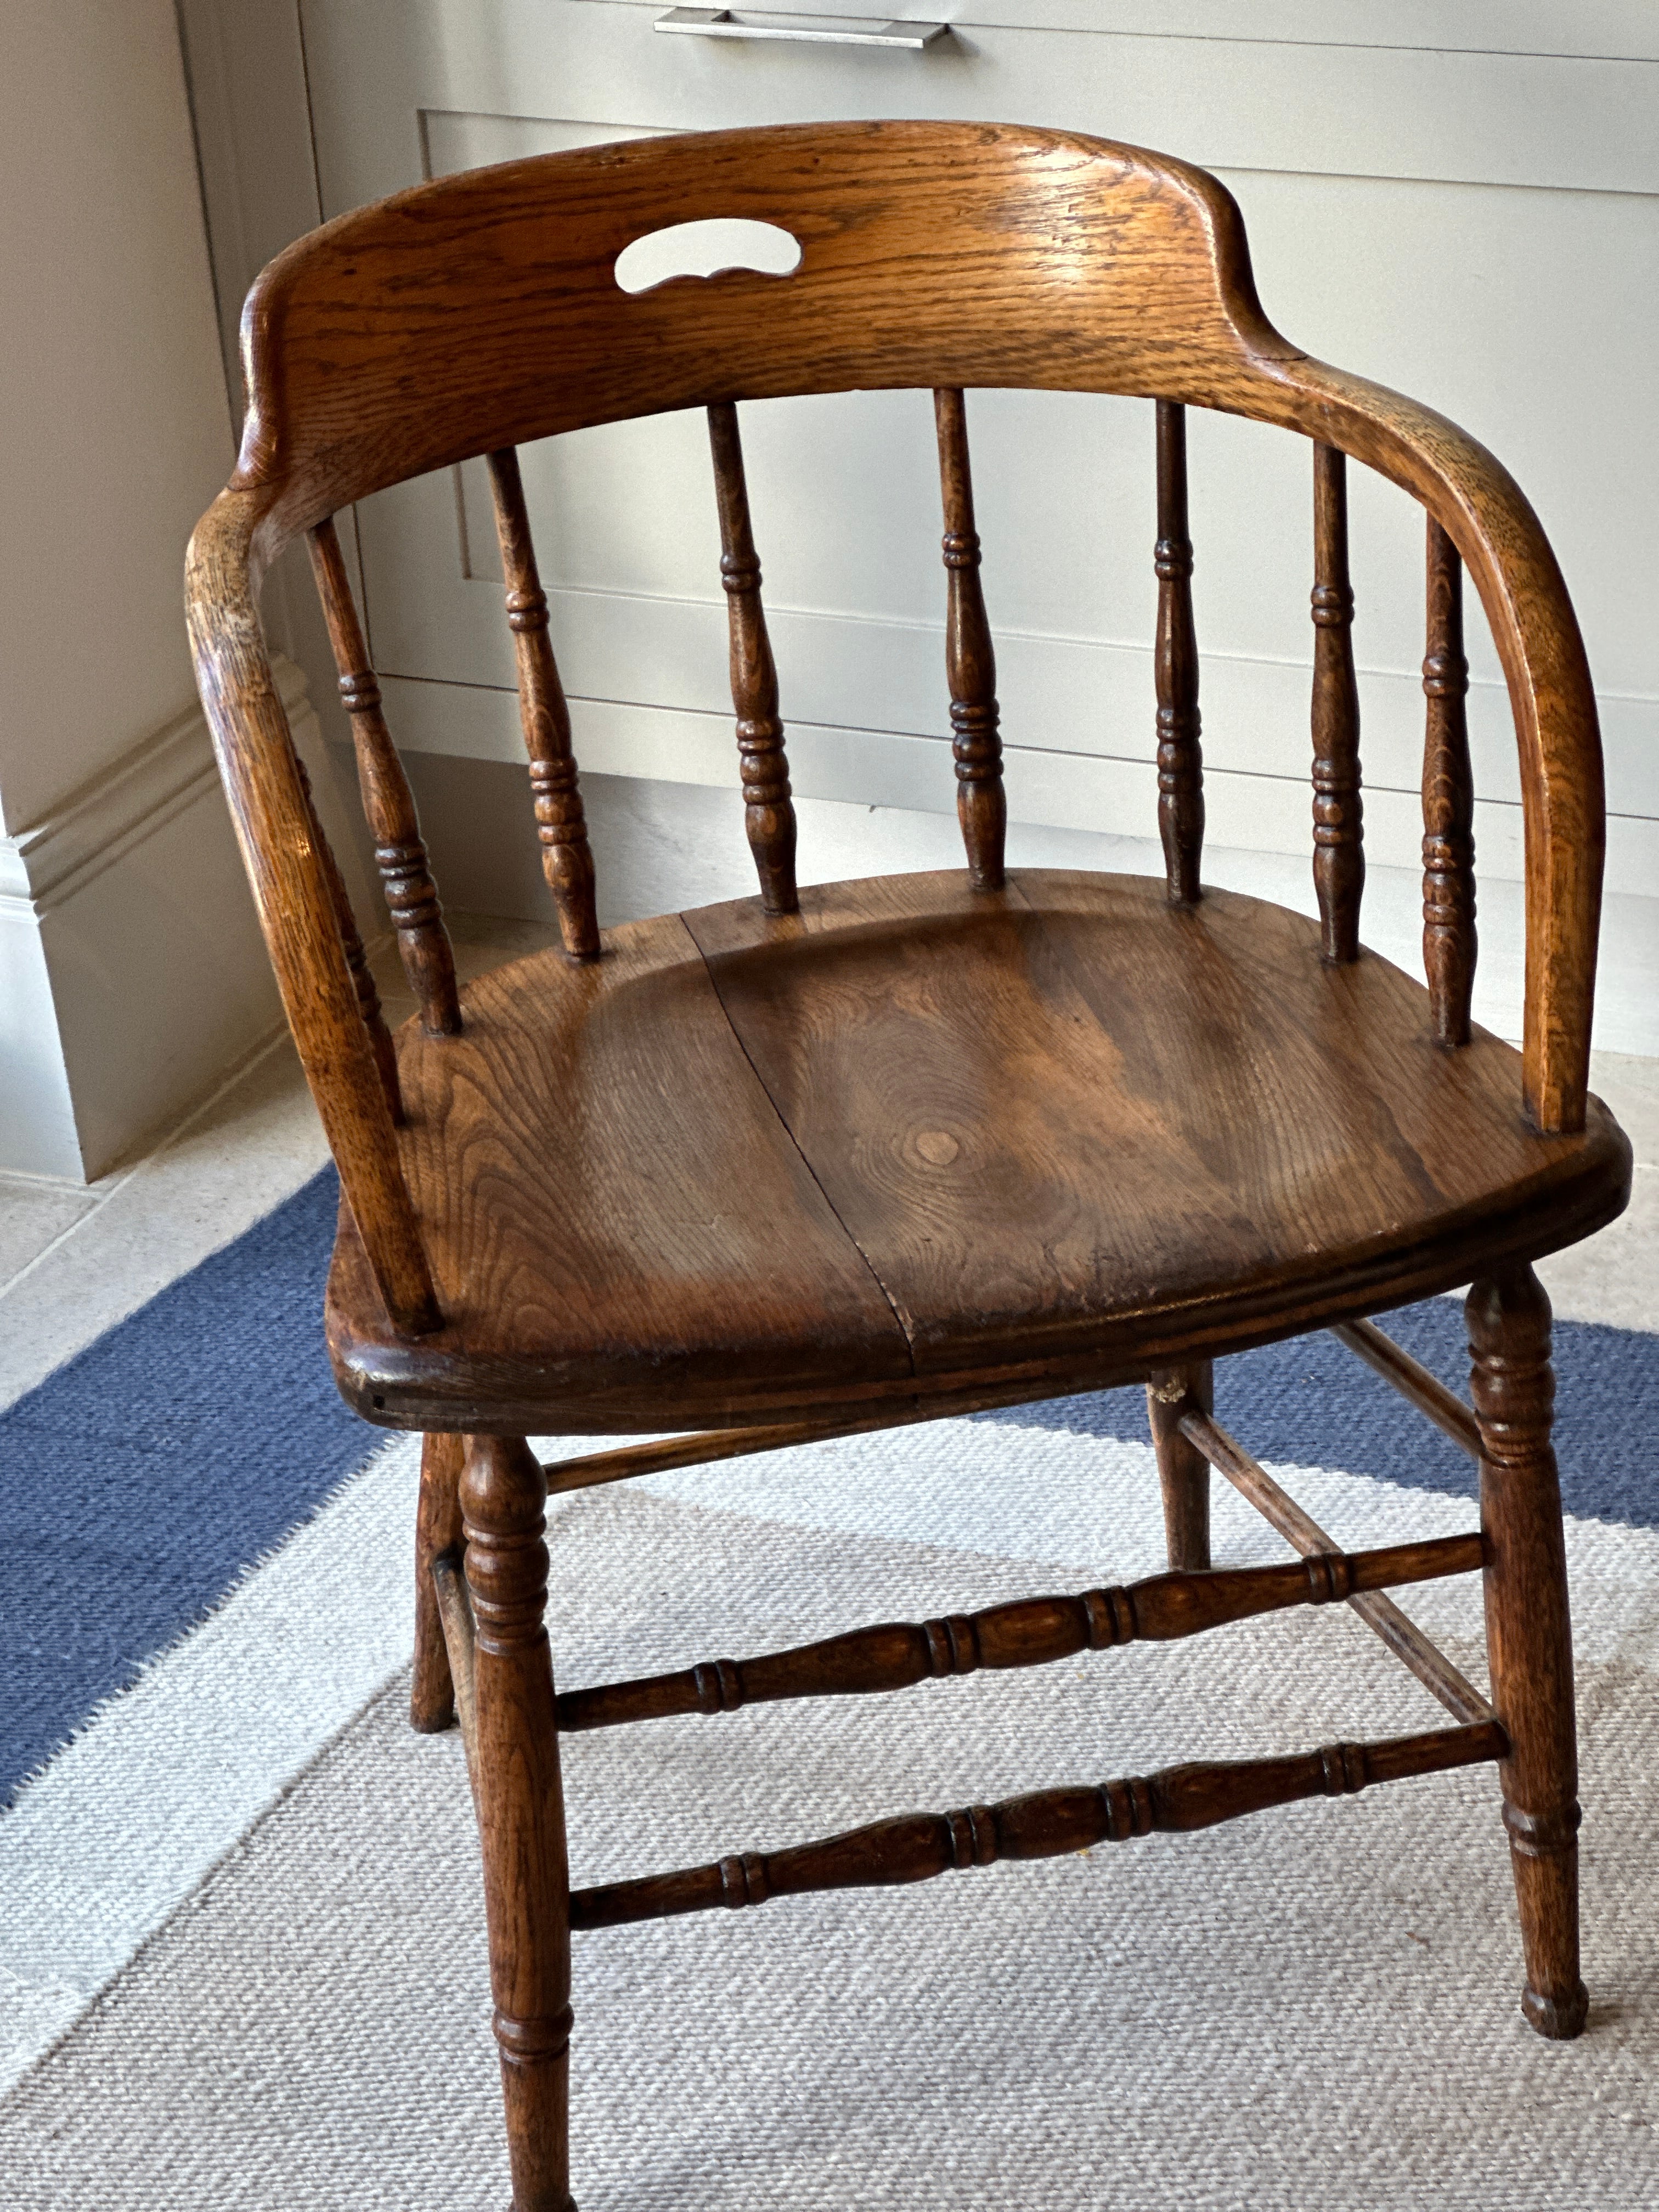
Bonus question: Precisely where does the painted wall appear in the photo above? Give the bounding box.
[0,5,336,1180]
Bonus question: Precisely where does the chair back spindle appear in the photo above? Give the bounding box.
[1154,401,1204,905]
[1421,518,1477,1046]
[486,448,601,960]
[934,388,1007,889]
[292,748,403,1122]
[707,402,798,915]
[1310,443,1364,962]
[307,519,462,1034]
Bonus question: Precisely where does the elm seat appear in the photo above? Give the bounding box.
[326,868,1629,1433]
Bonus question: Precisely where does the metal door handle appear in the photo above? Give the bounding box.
[656,9,947,48]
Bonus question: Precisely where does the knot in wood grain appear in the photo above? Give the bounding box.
[1502,1800,1582,1858]
[1310,581,1355,628]
[505,586,551,634]
[493,2005,574,2065]
[1153,534,1193,583]
[1421,648,1469,700]
[338,669,382,715]
[692,1658,744,1714]
[1318,1741,1368,1796]
[940,529,981,571]
[945,1805,999,1868]
[718,1853,769,1909]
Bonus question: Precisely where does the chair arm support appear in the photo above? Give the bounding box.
[185,489,442,1335]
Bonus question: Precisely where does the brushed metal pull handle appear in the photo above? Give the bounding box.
[655,9,947,48]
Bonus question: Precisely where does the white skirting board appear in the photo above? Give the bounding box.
[402,748,1659,1063]
[0,657,343,1184]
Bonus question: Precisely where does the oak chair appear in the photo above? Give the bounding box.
[187,122,1632,2208]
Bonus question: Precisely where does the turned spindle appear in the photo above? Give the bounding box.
[307,518,461,1035]
[707,402,797,913]
[462,1436,575,2209]
[1423,517,1477,1045]
[1154,402,1204,904]
[1310,444,1363,961]
[486,448,600,960]
[570,1720,1504,1930]
[291,748,402,1121]
[934,387,1006,889]
[1468,1269,1587,2039]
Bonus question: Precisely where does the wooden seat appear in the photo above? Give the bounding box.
[329,870,1626,1434]
[187,119,1632,2210]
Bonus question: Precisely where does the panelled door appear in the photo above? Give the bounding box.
[295,0,1657,893]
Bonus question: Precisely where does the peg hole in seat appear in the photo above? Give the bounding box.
[614,218,803,295]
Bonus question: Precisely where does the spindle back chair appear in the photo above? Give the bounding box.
[187,123,1630,2209]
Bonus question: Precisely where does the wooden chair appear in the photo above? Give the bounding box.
[187,122,1631,2207]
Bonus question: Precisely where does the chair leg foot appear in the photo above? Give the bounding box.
[412,1433,464,1733]
[464,1435,575,2210]
[1147,1361,1212,1572]
[1469,1268,1588,2042]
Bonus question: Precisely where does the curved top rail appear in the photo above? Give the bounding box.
[190,119,1604,1333]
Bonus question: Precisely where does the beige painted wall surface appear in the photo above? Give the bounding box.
[0,1,233,836]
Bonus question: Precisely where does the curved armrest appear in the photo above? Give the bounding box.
[1236,354,1603,1135]
[185,489,442,1334]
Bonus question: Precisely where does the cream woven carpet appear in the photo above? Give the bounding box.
[4,1407,1657,2209]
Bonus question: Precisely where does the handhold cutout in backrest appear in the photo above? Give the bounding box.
[615,218,803,295]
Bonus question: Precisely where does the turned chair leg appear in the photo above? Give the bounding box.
[412,1434,465,1732]
[1468,1267,1588,2040]
[1147,1361,1213,1571]
[462,1435,575,2211]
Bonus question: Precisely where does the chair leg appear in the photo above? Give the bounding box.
[412,1434,465,1732]
[462,1435,575,2211]
[1146,1361,1212,1571]
[1468,1267,1588,2041]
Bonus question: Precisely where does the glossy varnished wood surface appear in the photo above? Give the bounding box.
[327,870,1627,1430]
[193,117,1609,1200]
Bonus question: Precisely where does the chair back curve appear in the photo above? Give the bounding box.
[186,119,1606,1337]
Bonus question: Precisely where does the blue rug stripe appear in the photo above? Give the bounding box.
[1,1170,371,1807]
[981,1296,1659,1528]
[7,1159,1657,1809]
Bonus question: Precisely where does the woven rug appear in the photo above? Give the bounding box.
[3,1171,1658,2207]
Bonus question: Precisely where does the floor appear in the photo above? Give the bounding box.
[2,852,1656,1416]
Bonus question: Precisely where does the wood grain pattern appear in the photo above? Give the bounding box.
[569,1720,1505,1931]
[1468,1267,1588,2039]
[199,119,1607,1148]
[556,1533,1482,1734]
[934,387,1006,888]
[326,907,913,1431]
[411,1432,464,1731]
[306,518,461,1036]
[1147,1360,1212,1570]
[326,870,1628,1433]
[486,448,599,960]
[707,400,797,912]
[182,128,1628,2133]
[1154,400,1204,905]
[1423,516,1478,1046]
[461,1437,574,2211]
[1311,443,1364,963]
[290,748,401,1124]
[1180,1407,1494,1724]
